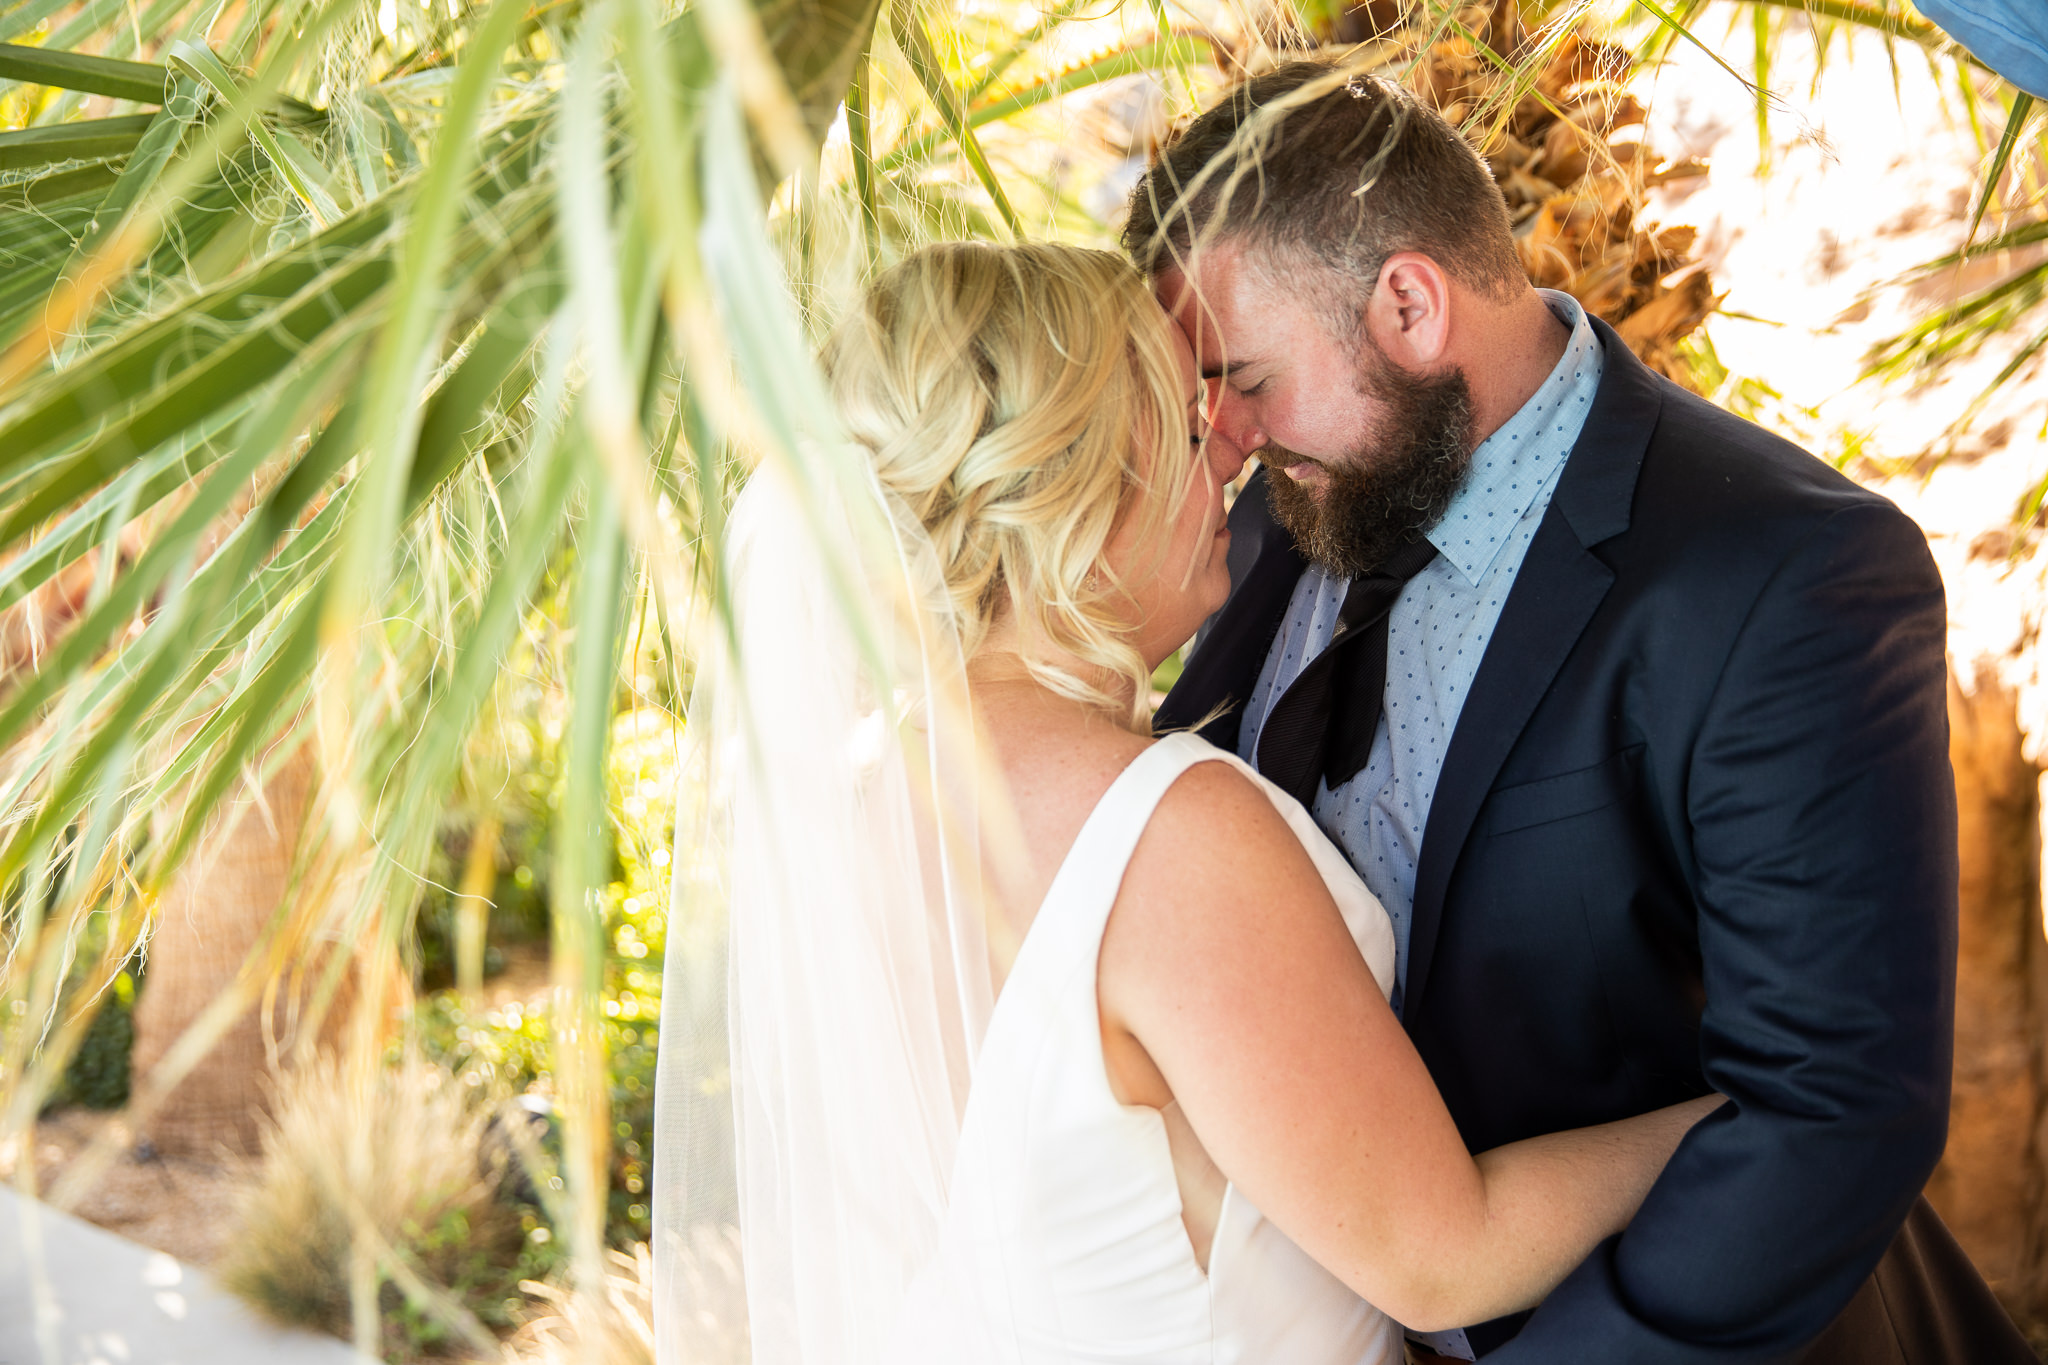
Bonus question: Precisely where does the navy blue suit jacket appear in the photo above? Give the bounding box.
[1157,319,1970,1361]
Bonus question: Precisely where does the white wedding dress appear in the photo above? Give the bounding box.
[657,471,1410,1365]
[892,731,1407,1365]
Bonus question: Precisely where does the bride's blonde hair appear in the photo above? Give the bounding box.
[824,242,1191,730]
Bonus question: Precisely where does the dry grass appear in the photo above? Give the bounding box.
[509,1228,748,1365]
[508,1243,657,1365]
[214,1056,532,1359]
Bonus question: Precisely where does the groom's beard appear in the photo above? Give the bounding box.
[1261,347,1476,579]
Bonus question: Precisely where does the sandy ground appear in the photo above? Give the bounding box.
[0,1108,250,1267]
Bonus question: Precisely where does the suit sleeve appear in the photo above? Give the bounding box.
[1494,501,1957,1362]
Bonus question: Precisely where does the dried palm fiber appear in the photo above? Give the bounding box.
[511,1241,665,1365]
[1232,0,1718,386]
[1447,26,1717,384]
[0,533,140,676]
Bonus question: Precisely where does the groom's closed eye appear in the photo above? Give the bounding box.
[1204,366,1269,399]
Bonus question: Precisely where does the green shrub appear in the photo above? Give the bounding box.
[412,989,660,1250]
[58,970,136,1110]
[409,706,688,1249]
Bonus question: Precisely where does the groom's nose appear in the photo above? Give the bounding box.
[1204,383,1265,458]
[1197,407,1250,484]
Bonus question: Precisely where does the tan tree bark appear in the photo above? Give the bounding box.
[1928,664,2048,1329]
[129,742,327,1156]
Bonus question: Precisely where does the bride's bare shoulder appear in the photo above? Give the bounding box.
[1123,753,1329,914]
[1153,749,1295,839]
[1099,750,1353,1076]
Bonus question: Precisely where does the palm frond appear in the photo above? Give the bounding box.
[1967,92,2037,251]
[0,42,167,102]
[889,0,1024,237]
[878,33,1206,175]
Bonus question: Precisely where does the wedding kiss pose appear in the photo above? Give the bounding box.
[1133,63,2035,1362]
[653,241,1723,1364]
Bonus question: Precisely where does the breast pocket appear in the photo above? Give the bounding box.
[1484,745,1644,835]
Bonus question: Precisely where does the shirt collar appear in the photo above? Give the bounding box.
[1426,290,1604,586]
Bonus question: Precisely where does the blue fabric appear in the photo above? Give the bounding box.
[1918,0,2048,99]
[1160,316,1976,1360]
[1236,291,1602,1018]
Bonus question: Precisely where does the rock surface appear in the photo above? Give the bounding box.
[0,1184,357,1365]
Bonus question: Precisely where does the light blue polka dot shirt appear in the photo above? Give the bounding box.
[1237,290,1604,1019]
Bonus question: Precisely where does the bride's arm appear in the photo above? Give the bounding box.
[1098,762,1722,1332]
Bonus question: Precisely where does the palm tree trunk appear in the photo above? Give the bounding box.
[1928,665,2048,1332]
[128,741,320,1156]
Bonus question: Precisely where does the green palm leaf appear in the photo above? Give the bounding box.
[879,33,1206,174]
[0,42,166,101]
[0,113,155,169]
[1966,92,2036,251]
[890,0,1024,237]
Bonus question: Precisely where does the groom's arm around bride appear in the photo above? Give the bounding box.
[1136,64,2035,1363]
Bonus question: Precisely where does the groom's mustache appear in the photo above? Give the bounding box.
[1255,359,1476,579]
[1257,446,1329,477]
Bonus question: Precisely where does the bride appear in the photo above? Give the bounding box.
[653,241,1719,1364]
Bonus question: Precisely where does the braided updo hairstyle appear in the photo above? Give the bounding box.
[823,242,1192,730]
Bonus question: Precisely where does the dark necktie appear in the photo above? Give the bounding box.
[1255,535,1439,807]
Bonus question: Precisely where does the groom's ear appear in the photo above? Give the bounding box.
[1364,253,1452,369]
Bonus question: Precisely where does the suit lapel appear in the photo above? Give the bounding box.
[1403,319,1666,1019]
[1155,468,1307,751]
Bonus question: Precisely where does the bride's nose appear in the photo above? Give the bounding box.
[1198,414,1249,485]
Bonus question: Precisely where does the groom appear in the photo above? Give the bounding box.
[1134,65,2035,1363]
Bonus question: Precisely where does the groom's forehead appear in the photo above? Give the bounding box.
[1153,243,1250,304]
[1152,250,1277,372]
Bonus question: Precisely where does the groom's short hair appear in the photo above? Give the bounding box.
[1121,62,1523,317]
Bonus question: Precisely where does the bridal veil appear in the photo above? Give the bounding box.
[652,457,995,1364]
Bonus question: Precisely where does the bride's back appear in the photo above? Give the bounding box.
[970,689,1151,970]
